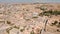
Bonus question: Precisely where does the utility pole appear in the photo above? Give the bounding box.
[44,19,48,31]
[40,19,48,34]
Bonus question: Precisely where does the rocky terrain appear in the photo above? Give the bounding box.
[0,3,60,34]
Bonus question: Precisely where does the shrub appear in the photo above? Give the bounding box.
[54,21,58,25]
[30,30,35,34]
[20,29,24,32]
[7,21,11,24]
[57,29,60,32]
[51,21,58,26]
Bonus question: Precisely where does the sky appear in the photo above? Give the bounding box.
[0,0,60,3]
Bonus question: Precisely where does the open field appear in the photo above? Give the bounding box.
[0,3,60,34]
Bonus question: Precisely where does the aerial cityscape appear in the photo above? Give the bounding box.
[0,0,60,34]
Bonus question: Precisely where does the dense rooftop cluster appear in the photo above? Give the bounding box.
[0,4,60,34]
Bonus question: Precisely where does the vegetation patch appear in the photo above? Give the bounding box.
[30,30,35,34]
[51,21,60,28]
[20,29,24,32]
[39,10,60,16]
[14,26,19,29]
[57,29,60,32]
